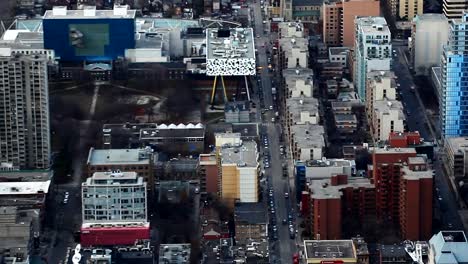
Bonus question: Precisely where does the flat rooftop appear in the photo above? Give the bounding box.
[0,170,52,182]
[356,16,390,35]
[220,140,257,167]
[308,177,374,199]
[291,124,325,148]
[278,37,308,50]
[206,28,255,60]
[234,203,267,224]
[0,181,51,195]
[334,113,357,122]
[329,47,349,56]
[415,13,448,22]
[158,244,191,264]
[92,171,138,180]
[140,123,205,139]
[43,6,136,19]
[287,97,319,119]
[303,158,354,168]
[87,148,152,165]
[445,137,468,152]
[0,30,44,50]
[373,99,404,117]
[441,231,468,243]
[373,146,417,155]
[304,240,356,260]
[283,67,314,80]
[199,154,217,165]
[401,166,433,180]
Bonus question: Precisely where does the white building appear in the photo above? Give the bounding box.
[0,52,50,169]
[283,67,314,98]
[279,37,309,69]
[372,100,405,142]
[206,28,256,76]
[411,14,449,75]
[366,70,397,116]
[286,97,320,125]
[354,17,392,101]
[278,22,305,38]
[290,124,325,160]
[366,71,405,142]
[82,171,148,223]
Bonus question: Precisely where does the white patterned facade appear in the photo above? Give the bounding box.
[206,28,256,76]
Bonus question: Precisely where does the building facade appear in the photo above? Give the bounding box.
[354,17,392,101]
[322,0,380,47]
[86,148,154,192]
[0,52,50,169]
[439,12,468,137]
[398,0,423,20]
[80,171,150,246]
[411,14,449,76]
[443,0,468,19]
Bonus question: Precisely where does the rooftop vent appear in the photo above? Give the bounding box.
[113,4,128,16]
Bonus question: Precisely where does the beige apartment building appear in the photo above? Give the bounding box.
[322,0,380,47]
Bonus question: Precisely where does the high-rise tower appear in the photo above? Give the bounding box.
[0,52,50,169]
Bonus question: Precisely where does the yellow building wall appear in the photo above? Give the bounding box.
[221,164,239,202]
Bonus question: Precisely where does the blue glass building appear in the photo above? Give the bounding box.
[42,7,136,62]
[440,13,468,137]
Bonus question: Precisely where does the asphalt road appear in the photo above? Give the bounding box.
[392,42,464,231]
[250,3,298,263]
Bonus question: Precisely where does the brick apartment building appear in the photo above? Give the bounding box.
[371,146,433,240]
[302,143,433,240]
[303,174,375,240]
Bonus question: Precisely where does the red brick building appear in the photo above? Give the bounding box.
[399,157,433,240]
[198,154,219,195]
[371,147,417,222]
[371,146,433,240]
[306,174,375,240]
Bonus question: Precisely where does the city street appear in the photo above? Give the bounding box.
[251,2,298,263]
[392,41,464,231]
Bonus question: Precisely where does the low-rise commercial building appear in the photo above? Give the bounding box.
[304,239,358,263]
[234,203,268,243]
[0,207,34,264]
[159,244,191,264]
[224,101,251,123]
[86,147,154,191]
[80,171,149,247]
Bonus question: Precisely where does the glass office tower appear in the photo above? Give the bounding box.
[440,12,468,137]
